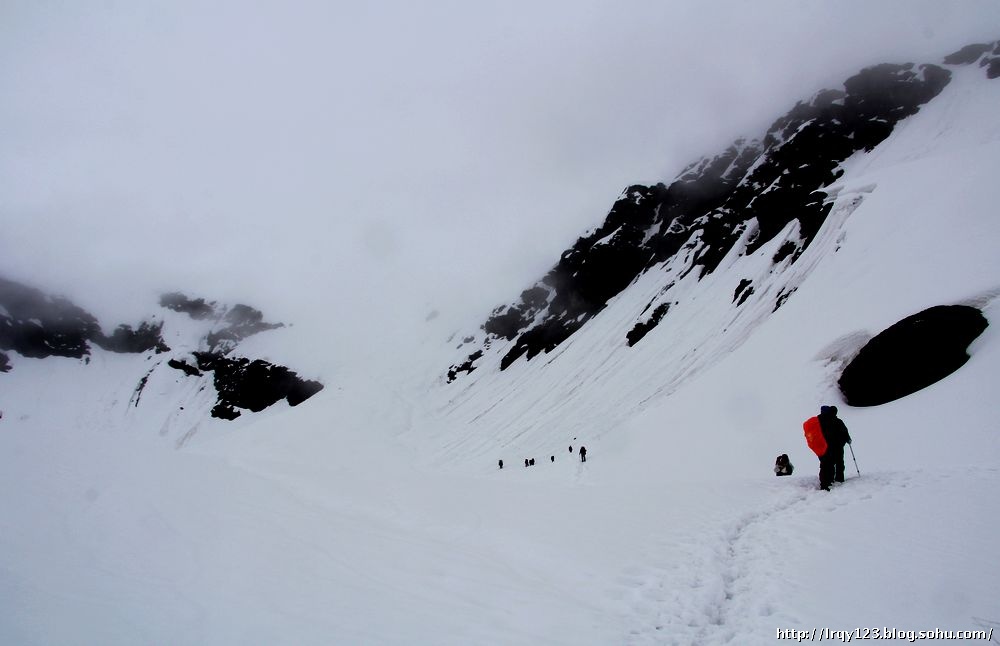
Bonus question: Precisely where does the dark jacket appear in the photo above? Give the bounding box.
[818,408,851,448]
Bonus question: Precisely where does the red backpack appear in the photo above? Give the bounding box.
[803,416,827,457]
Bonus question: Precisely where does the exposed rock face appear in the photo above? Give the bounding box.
[446,350,483,382]
[0,276,167,361]
[93,321,170,354]
[158,293,317,418]
[159,292,284,353]
[160,292,218,320]
[1,276,324,422]
[943,40,1000,79]
[981,41,1000,79]
[191,352,324,420]
[167,358,202,377]
[626,302,671,348]
[943,43,994,65]
[206,304,284,353]
[449,57,958,381]
[839,305,988,407]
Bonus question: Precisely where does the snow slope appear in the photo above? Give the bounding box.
[2,63,1000,645]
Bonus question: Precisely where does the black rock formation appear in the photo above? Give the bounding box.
[733,279,754,305]
[94,321,170,354]
[449,50,969,381]
[1,276,169,362]
[943,42,995,65]
[191,352,324,420]
[160,292,285,354]
[446,350,483,383]
[206,304,284,353]
[160,292,218,320]
[943,40,1000,79]
[0,276,101,360]
[3,275,324,421]
[838,305,988,407]
[167,358,202,377]
[626,303,671,347]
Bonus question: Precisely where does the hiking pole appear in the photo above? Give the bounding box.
[848,443,861,476]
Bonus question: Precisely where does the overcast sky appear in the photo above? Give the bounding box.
[2,1,998,342]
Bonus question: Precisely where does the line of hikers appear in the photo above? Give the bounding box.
[775,405,854,491]
[499,445,586,470]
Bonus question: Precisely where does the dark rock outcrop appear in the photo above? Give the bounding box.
[206,304,284,353]
[160,292,285,354]
[626,302,671,347]
[838,305,988,407]
[943,40,1000,80]
[94,321,170,354]
[982,41,1000,79]
[450,55,958,380]
[0,276,101,360]
[446,350,483,383]
[733,279,753,305]
[943,42,994,65]
[1,276,171,363]
[192,352,324,419]
[3,276,323,422]
[160,292,218,320]
[167,358,202,377]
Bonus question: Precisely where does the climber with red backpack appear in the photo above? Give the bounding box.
[804,405,852,491]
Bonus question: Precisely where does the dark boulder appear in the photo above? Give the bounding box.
[838,305,988,406]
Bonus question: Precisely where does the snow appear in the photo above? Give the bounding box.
[593,225,622,246]
[2,65,1000,645]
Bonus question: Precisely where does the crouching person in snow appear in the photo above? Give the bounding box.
[819,405,852,489]
[774,454,793,476]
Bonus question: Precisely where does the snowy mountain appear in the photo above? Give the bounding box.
[2,40,999,645]
[1,279,323,439]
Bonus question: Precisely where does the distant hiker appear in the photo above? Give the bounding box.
[525,458,529,468]
[568,445,573,453]
[579,446,587,462]
[499,459,503,470]
[550,455,555,463]
[774,454,794,476]
[818,406,851,489]
[529,458,535,466]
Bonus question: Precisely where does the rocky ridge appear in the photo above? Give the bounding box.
[0,278,323,420]
[448,42,999,385]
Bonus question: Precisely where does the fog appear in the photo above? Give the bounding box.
[2,1,998,347]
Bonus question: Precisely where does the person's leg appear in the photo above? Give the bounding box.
[834,446,846,482]
[819,455,833,490]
